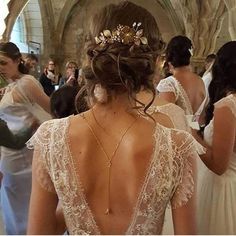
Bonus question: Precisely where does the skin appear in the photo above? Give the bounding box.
[24,58,38,72]
[159,64,206,116]
[28,92,197,235]
[192,97,236,175]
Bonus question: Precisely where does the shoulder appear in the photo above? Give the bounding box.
[214,94,236,118]
[158,102,185,115]
[27,117,70,150]
[18,74,41,88]
[152,112,174,128]
[38,117,69,135]
[157,76,177,93]
[157,76,175,86]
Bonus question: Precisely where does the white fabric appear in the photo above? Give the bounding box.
[149,103,190,132]
[0,75,51,123]
[0,74,51,234]
[27,117,204,235]
[198,94,236,234]
[157,76,207,130]
[148,103,190,234]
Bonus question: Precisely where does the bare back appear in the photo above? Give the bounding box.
[68,112,157,234]
[175,71,206,114]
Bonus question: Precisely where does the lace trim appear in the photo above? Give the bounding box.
[66,124,100,235]
[127,124,161,234]
[170,130,205,209]
[172,78,193,115]
[27,118,202,234]
[157,77,193,115]
[149,104,190,132]
[27,120,56,193]
[157,77,178,100]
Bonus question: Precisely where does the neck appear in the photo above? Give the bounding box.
[11,73,21,81]
[92,93,137,118]
[173,65,192,74]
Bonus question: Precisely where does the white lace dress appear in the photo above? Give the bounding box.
[157,76,207,129]
[0,75,51,234]
[149,103,190,132]
[28,117,204,235]
[148,103,190,234]
[198,94,236,234]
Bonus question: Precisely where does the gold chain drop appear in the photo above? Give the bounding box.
[81,112,138,215]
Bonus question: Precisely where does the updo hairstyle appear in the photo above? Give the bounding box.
[80,1,165,113]
[0,42,28,74]
[166,35,193,67]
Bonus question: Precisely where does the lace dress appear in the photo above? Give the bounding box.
[157,76,207,129]
[198,94,236,234]
[27,117,204,235]
[148,103,190,234]
[149,103,190,132]
[0,75,51,234]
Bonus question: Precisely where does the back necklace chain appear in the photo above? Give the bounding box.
[81,111,138,215]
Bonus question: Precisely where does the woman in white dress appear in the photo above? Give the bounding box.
[0,42,51,234]
[193,41,236,234]
[27,2,204,235]
[157,36,207,128]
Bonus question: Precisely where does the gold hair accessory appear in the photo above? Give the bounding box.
[95,22,148,46]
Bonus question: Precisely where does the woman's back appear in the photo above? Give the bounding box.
[28,111,204,234]
[175,70,206,114]
[69,113,155,234]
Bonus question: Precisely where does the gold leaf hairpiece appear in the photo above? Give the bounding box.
[95,22,148,46]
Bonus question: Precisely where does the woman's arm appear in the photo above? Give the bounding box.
[27,149,60,234]
[192,106,235,175]
[158,92,176,104]
[171,157,197,234]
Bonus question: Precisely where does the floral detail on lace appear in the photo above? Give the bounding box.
[27,117,204,235]
[148,104,190,132]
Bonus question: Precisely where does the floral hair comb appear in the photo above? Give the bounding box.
[95,22,148,46]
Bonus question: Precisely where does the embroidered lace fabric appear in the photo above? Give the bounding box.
[27,117,204,235]
[148,104,190,132]
[157,76,193,115]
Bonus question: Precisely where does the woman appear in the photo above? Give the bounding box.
[194,41,236,234]
[27,2,203,234]
[0,42,51,234]
[59,61,79,88]
[157,36,207,127]
[39,59,59,96]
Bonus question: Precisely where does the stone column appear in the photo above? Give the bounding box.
[224,0,236,40]
[177,0,226,57]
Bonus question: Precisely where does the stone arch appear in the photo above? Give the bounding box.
[3,0,28,41]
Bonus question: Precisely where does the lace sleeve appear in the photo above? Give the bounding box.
[27,120,56,193]
[214,95,236,119]
[171,131,205,209]
[17,75,50,113]
[156,77,177,100]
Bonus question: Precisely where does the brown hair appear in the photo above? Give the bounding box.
[0,42,28,74]
[79,1,164,115]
